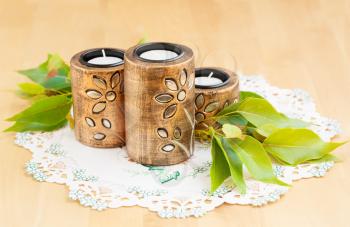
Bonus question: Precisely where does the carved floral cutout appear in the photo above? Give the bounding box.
[195,94,204,109]
[92,102,106,114]
[102,119,111,129]
[85,117,95,127]
[93,133,106,140]
[155,69,189,120]
[86,71,121,140]
[154,68,190,153]
[195,112,205,122]
[157,128,168,138]
[86,90,102,99]
[161,144,175,152]
[204,101,219,113]
[173,127,181,139]
[180,69,187,86]
[155,94,174,103]
[157,127,182,153]
[164,104,177,119]
[165,79,178,91]
[87,72,120,115]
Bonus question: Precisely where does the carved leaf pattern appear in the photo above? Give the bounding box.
[93,75,107,90]
[154,68,190,153]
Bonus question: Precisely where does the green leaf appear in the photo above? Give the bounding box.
[217,114,248,127]
[42,76,71,90]
[18,83,45,96]
[306,154,340,164]
[263,128,345,165]
[216,91,264,117]
[18,60,48,84]
[240,91,264,101]
[222,124,242,138]
[6,95,72,126]
[4,119,67,132]
[236,98,308,129]
[216,136,246,193]
[18,54,70,90]
[230,136,289,186]
[255,124,279,137]
[210,136,231,192]
[47,54,69,74]
[216,103,240,117]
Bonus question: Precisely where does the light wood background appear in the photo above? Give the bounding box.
[1,0,349,226]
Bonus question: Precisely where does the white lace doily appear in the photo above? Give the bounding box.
[15,75,341,218]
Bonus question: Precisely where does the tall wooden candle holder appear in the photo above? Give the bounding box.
[71,48,125,148]
[124,42,195,165]
[194,67,239,130]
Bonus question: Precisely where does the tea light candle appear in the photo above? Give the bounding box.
[87,49,123,65]
[194,67,239,130]
[134,42,183,62]
[139,50,179,61]
[79,48,124,68]
[195,72,224,87]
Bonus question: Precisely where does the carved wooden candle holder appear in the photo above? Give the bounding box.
[194,67,239,130]
[124,42,195,165]
[71,48,125,148]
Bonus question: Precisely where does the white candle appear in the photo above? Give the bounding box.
[140,50,178,61]
[87,49,123,65]
[195,72,224,86]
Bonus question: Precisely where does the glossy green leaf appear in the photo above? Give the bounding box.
[306,154,340,164]
[217,114,248,126]
[42,76,71,90]
[215,136,246,193]
[18,60,48,84]
[4,119,67,132]
[18,83,45,96]
[6,95,72,127]
[236,98,308,129]
[47,54,69,74]
[256,124,279,137]
[210,136,231,192]
[231,136,288,186]
[222,124,242,138]
[18,54,70,90]
[239,91,264,101]
[263,128,344,165]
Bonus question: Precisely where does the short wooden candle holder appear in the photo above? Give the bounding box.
[124,42,195,165]
[70,48,125,148]
[194,67,239,130]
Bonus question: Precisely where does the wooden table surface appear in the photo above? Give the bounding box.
[1,0,350,226]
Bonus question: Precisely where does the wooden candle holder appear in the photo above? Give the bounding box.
[124,42,195,165]
[194,67,239,130]
[70,48,125,148]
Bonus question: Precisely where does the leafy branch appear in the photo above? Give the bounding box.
[5,54,72,132]
[196,92,345,193]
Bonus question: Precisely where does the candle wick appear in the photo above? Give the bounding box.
[208,72,214,78]
[102,49,106,58]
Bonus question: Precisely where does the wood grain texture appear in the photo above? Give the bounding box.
[1,0,350,227]
[124,43,195,165]
[71,48,125,147]
[194,67,239,130]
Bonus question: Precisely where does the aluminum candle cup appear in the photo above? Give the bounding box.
[124,42,195,165]
[70,48,125,148]
[194,67,239,130]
